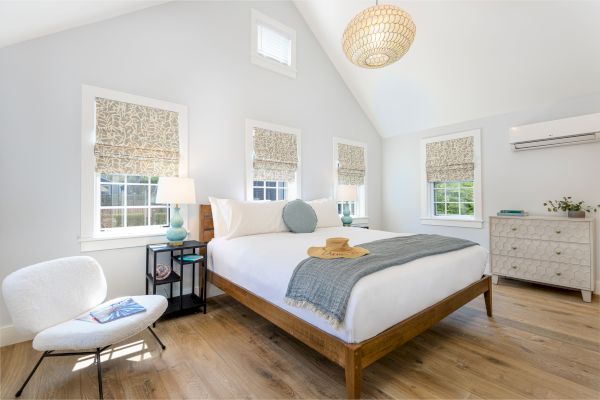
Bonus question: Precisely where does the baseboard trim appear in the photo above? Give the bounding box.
[0,324,32,347]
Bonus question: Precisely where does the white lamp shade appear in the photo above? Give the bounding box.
[336,185,358,201]
[156,177,196,205]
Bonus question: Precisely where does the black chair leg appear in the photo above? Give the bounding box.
[95,349,103,399]
[15,351,49,397]
[148,327,166,350]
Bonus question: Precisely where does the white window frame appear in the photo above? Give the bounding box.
[333,137,368,221]
[420,129,483,228]
[250,9,297,79]
[245,119,301,201]
[80,85,189,251]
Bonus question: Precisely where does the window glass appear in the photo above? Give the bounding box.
[98,174,168,231]
[252,180,287,201]
[433,181,474,216]
[257,24,292,66]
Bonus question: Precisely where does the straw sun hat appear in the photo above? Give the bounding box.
[307,237,369,259]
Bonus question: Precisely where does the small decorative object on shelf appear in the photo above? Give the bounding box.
[337,185,358,227]
[156,177,197,246]
[146,240,207,317]
[544,197,599,218]
[155,264,172,281]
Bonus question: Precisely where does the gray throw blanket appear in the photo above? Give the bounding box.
[285,234,478,327]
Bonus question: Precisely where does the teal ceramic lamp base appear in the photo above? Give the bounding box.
[341,202,353,227]
[166,205,187,246]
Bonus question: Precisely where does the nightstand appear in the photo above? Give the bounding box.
[146,240,207,317]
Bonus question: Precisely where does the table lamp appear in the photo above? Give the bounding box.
[336,185,358,227]
[156,177,196,246]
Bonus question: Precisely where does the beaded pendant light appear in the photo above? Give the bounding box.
[342,1,416,69]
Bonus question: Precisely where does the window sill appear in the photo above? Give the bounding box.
[420,217,483,229]
[251,54,296,79]
[80,232,169,252]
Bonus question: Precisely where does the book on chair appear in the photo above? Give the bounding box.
[90,298,146,324]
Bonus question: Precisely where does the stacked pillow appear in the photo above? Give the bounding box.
[307,198,343,229]
[209,197,342,239]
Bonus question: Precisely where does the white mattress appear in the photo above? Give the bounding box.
[208,227,488,343]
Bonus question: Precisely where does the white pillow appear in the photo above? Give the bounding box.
[208,197,230,238]
[224,200,289,239]
[307,198,342,228]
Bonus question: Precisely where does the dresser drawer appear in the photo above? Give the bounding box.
[492,255,591,290]
[490,218,590,243]
[491,236,591,266]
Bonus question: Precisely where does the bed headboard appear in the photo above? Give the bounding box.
[198,204,214,243]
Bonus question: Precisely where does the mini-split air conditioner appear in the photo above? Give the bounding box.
[509,112,600,151]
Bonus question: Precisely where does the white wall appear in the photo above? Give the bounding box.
[382,94,600,289]
[0,1,381,344]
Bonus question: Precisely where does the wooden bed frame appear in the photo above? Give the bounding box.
[198,204,492,399]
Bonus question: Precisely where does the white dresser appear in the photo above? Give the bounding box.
[490,216,595,302]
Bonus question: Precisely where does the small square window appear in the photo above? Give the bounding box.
[257,24,292,66]
[251,10,296,79]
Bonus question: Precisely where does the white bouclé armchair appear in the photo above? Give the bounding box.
[2,256,168,399]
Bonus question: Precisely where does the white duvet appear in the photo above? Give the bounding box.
[208,227,488,343]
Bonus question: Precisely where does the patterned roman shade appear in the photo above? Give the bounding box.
[425,136,474,182]
[94,97,180,177]
[253,127,298,182]
[337,143,366,185]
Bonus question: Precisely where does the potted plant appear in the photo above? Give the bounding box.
[544,197,599,218]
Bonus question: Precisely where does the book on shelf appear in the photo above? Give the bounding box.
[175,254,203,262]
[497,211,529,217]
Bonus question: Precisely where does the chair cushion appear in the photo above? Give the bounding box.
[32,295,167,351]
[282,199,318,233]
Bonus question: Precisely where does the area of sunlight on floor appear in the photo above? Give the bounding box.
[71,340,152,371]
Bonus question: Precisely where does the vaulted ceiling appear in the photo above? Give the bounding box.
[2,1,599,138]
[295,0,600,137]
[0,1,168,48]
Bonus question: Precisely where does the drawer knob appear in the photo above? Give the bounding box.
[511,246,517,250]
[512,265,518,269]
[511,227,517,231]
[555,250,562,255]
[556,272,562,276]
[555,230,561,234]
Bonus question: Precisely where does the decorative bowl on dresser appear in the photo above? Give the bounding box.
[490,215,596,302]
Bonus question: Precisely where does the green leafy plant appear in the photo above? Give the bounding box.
[544,197,599,213]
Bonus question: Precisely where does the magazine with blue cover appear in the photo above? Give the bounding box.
[90,298,146,324]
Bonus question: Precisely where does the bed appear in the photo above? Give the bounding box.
[199,204,492,398]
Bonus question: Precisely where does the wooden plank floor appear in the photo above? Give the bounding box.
[1,279,599,399]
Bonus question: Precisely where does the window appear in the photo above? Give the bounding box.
[245,119,300,201]
[433,181,474,217]
[99,174,169,231]
[252,180,288,201]
[333,138,367,218]
[251,9,297,78]
[420,129,482,228]
[81,85,188,251]
[257,24,292,65]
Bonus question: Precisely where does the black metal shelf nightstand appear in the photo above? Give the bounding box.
[146,240,207,317]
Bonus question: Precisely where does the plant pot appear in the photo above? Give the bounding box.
[568,210,586,218]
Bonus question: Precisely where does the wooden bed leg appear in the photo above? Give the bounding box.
[484,276,493,317]
[345,347,362,399]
